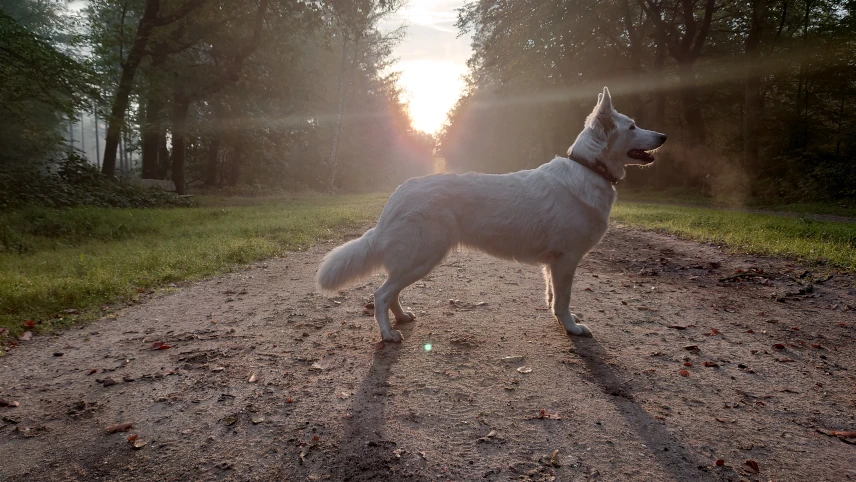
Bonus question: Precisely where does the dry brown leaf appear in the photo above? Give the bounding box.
[744,460,760,473]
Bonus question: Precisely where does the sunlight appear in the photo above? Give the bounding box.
[397,60,467,134]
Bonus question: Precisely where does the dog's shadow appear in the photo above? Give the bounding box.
[331,323,421,480]
[570,335,716,481]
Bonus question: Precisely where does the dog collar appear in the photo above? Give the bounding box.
[567,155,619,185]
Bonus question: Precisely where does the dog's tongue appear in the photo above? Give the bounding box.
[628,149,655,163]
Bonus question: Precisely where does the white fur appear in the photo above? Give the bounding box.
[316,87,667,342]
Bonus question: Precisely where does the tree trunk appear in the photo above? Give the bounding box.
[328,37,352,190]
[205,137,221,186]
[101,0,161,177]
[676,60,707,146]
[743,0,768,173]
[157,129,170,179]
[170,96,191,195]
[652,34,667,127]
[141,92,163,179]
[226,137,243,187]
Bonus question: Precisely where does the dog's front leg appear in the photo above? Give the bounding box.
[543,266,553,307]
[549,259,592,337]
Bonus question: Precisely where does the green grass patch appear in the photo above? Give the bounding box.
[0,194,388,339]
[620,188,856,218]
[612,202,856,269]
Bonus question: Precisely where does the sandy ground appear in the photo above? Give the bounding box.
[1,224,854,482]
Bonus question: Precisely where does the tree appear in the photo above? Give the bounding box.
[89,0,206,178]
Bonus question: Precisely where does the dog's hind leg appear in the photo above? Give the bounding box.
[391,295,415,323]
[549,258,592,337]
[374,228,450,342]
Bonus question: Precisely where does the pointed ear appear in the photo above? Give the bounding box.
[598,86,613,113]
[589,86,615,132]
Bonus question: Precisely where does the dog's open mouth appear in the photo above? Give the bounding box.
[628,149,656,164]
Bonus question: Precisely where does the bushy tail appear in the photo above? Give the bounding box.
[316,228,383,293]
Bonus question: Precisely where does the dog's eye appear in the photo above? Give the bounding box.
[629,124,636,130]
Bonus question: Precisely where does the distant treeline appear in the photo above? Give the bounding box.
[439,0,856,202]
[0,0,433,196]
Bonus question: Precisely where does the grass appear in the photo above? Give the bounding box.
[0,193,388,340]
[611,202,856,269]
[620,188,856,218]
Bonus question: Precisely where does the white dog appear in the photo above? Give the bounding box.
[316,87,666,343]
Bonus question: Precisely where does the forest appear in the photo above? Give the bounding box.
[1,0,854,204]
[440,0,856,203]
[0,0,434,199]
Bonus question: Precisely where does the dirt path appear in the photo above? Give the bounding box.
[1,225,854,481]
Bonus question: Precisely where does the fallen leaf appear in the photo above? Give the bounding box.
[826,430,856,438]
[715,459,725,466]
[684,362,693,367]
[811,344,823,349]
[365,302,374,309]
[838,323,847,327]
[502,356,524,363]
[286,397,294,403]
[19,331,32,341]
[744,460,760,473]
[715,417,726,423]
[746,329,755,333]
[704,361,719,368]
[23,320,36,328]
[678,370,690,377]
[248,372,257,383]
[669,325,688,330]
[132,439,147,449]
[517,366,533,374]
[0,399,20,408]
[87,369,98,375]
[777,358,795,363]
[550,449,561,467]
[106,422,134,433]
[773,343,785,350]
[683,345,699,351]
[150,341,170,350]
[535,409,562,420]
[791,326,800,331]
[710,328,721,335]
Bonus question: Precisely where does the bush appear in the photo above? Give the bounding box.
[0,153,194,210]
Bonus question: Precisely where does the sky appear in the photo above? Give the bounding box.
[381,0,472,135]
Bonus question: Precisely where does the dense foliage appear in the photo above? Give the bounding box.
[440,0,856,203]
[0,0,433,199]
[0,155,193,210]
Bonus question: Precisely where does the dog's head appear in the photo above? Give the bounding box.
[569,87,667,182]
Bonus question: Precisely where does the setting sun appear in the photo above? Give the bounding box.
[398,60,467,134]
[379,0,470,135]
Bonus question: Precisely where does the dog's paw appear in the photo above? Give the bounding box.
[395,311,416,323]
[382,329,404,343]
[566,322,593,337]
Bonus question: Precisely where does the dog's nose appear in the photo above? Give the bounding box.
[659,134,667,143]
